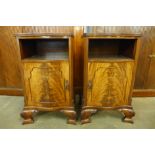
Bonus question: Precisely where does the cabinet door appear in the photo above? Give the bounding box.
[87,62,134,107]
[23,61,70,108]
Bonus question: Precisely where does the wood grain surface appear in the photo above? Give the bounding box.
[145,28,155,88]
[0,26,74,95]
[17,34,76,124]
[22,26,74,33]
[0,26,22,88]
[23,61,70,108]
[0,26,155,97]
[86,26,155,90]
[87,62,134,107]
[81,34,139,124]
[73,27,84,93]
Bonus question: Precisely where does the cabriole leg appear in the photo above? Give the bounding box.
[81,109,97,124]
[21,109,37,125]
[61,110,77,125]
[119,108,135,123]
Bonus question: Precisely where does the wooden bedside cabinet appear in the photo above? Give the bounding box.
[16,33,76,125]
[81,33,141,124]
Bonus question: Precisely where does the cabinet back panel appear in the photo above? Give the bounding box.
[36,39,68,54]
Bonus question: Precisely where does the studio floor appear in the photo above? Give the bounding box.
[0,95,155,129]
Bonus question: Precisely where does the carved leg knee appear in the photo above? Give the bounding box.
[21,109,37,125]
[81,109,97,124]
[120,108,135,123]
[61,110,77,125]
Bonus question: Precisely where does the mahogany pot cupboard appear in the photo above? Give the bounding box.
[16,33,76,124]
[16,32,141,124]
[81,33,141,124]
[0,26,155,124]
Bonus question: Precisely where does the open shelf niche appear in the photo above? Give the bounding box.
[88,38,137,61]
[19,38,69,61]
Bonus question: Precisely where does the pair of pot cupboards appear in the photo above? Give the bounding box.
[16,33,141,125]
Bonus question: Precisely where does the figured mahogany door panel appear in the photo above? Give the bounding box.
[23,61,70,108]
[87,62,134,107]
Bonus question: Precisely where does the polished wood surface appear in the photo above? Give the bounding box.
[0,26,155,97]
[146,59,155,88]
[87,62,134,107]
[0,26,74,95]
[133,89,155,97]
[22,61,70,107]
[86,26,155,90]
[0,49,5,86]
[0,88,23,96]
[16,33,73,38]
[0,26,22,88]
[18,38,69,60]
[73,27,84,93]
[17,34,76,124]
[22,26,74,33]
[82,34,140,124]
[146,29,155,88]
[84,33,141,38]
